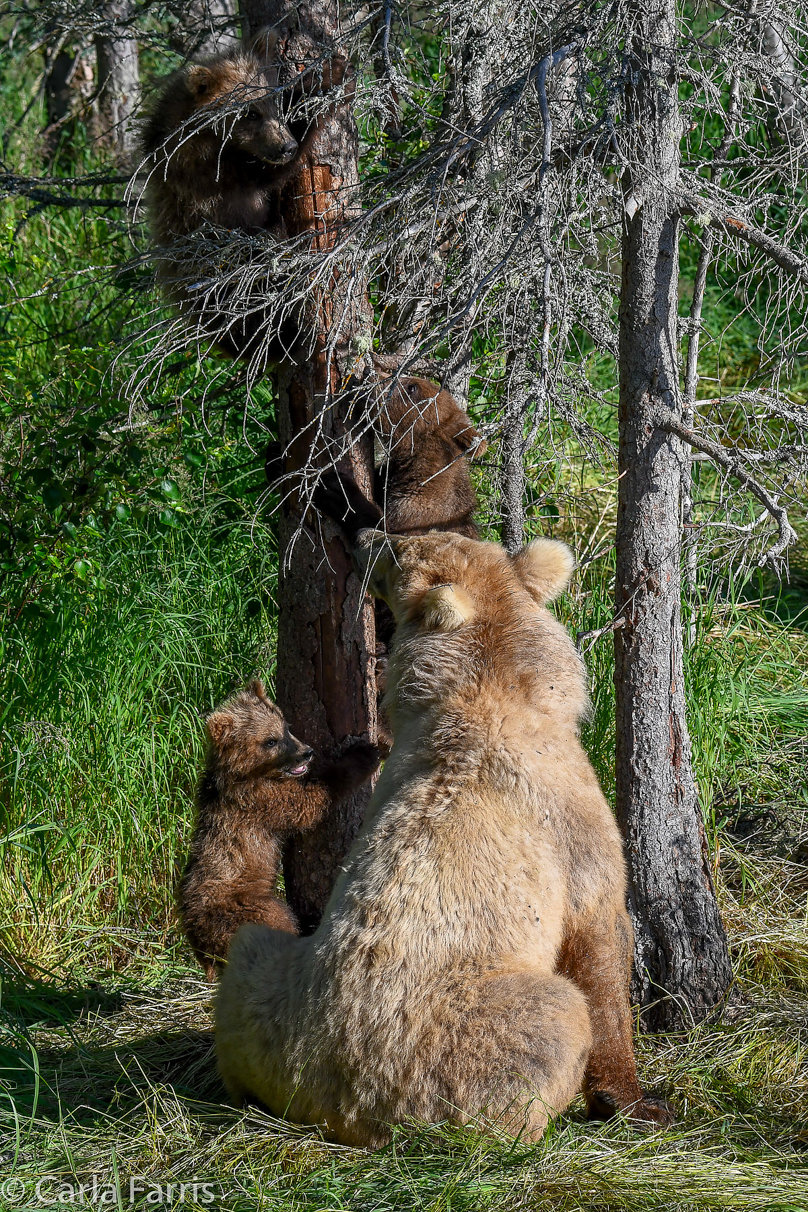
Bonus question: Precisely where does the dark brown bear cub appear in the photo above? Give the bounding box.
[375,376,486,539]
[180,680,379,979]
[141,30,310,246]
[141,26,347,361]
[312,376,486,650]
[310,376,485,550]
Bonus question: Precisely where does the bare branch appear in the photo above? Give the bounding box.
[0,171,131,210]
[657,407,798,564]
[679,185,808,288]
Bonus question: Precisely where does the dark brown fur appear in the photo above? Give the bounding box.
[375,377,486,538]
[310,376,486,651]
[141,26,347,359]
[180,680,379,979]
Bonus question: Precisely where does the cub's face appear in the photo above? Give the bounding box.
[206,682,313,781]
[185,58,299,166]
[384,378,487,461]
[226,88,298,165]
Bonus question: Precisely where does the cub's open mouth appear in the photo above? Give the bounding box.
[287,762,310,777]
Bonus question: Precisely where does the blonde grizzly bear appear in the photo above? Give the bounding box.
[214,532,672,1144]
[180,680,379,980]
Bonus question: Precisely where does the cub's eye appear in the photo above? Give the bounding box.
[262,739,279,750]
[245,108,263,122]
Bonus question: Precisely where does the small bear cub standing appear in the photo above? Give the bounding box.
[180,680,379,979]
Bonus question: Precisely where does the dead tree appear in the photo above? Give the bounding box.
[239,0,378,933]
[95,0,141,161]
[42,40,96,158]
[614,0,732,1028]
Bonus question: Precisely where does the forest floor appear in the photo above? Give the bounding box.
[1,939,807,1210]
[2,514,807,1212]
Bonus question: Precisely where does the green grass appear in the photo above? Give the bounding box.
[1,508,807,1210]
[0,508,278,974]
[1,28,808,1212]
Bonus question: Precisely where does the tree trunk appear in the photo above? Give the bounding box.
[242,0,377,934]
[42,42,96,159]
[182,0,240,56]
[500,409,525,554]
[614,0,732,1030]
[500,351,527,554]
[95,0,140,162]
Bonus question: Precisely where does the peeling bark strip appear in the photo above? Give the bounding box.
[615,0,731,1029]
[242,0,377,933]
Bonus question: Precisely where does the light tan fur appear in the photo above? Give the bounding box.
[215,532,672,1144]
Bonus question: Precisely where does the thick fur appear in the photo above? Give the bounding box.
[277,376,485,541]
[309,375,486,650]
[374,377,486,538]
[141,27,347,359]
[180,680,379,980]
[215,534,673,1144]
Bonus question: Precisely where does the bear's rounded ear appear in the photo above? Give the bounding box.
[248,678,267,701]
[206,711,234,746]
[186,65,213,98]
[449,421,485,456]
[419,583,475,631]
[248,25,281,60]
[511,539,574,605]
[471,434,488,461]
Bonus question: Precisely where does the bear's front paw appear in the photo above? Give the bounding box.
[313,468,351,521]
[342,738,382,774]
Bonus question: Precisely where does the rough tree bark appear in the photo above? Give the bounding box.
[183,0,240,56]
[614,0,732,1029]
[42,42,96,158]
[95,0,141,162]
[242,0,377,934]
[500,404,526,553]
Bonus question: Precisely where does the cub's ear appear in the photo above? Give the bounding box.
[206,711,234,746]
[248,25,282,60]
[511,538,574,604]
[186,65,213,98]
[248,678,267,701]
[470,433,488,461]
[418,584,475,631]
[449,421,485,456]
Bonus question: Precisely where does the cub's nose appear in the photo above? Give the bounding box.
[298,745,314,764]
[281,138,298,157]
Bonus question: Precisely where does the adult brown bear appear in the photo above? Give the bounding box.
[214,529,672,1143]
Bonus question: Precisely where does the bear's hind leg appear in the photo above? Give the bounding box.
[558,912,675,1126]
[215,922,312,1114]
[433,970,592,1140]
